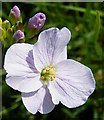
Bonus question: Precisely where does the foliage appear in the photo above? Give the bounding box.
[0,2,104,120]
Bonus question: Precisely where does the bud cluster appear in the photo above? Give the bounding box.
[0,5,46,47]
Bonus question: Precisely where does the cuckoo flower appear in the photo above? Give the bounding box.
[4,27,95,114]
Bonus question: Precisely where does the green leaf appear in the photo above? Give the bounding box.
[94,11,102,59]
[0,69,6,76]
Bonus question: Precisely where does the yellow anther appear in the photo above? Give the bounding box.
[40,64,56,83]
[49,64,53,68]
[40,76,45,80]
[51,75,56,80]
[45,67,50,71]
[42,69,46,74]
[48,68,56,75]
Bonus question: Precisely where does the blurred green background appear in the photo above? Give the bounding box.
[1,2,104,120]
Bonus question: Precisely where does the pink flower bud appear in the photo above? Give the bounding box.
[13,30,24,41]
[28,12,46,30]
[11,5,20,19]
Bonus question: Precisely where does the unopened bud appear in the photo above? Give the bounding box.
[11,5,20,19]
[9,5,21,25]
[0,27,6,40]
[2,20,11,30]
[28,12,46,31]
[15,21,23,31]
[13,30,24,42]
[6,28,13,43]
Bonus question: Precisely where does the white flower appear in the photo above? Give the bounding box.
[4,27,95,114]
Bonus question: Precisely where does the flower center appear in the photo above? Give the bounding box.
[40,64,56,84]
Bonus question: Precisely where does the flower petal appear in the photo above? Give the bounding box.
[49,59,95,108]
[4,43,37,76]
[33,27,71,71]
[38,87,55,114]
[55,46,67,64]
[22,87,45,114]
[6,74,43,92]
[48,81,60,105]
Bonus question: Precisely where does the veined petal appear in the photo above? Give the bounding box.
[55,46,67,64]
[22,87,45,114]
[6,74,43,92]
[33,27,71,71]
[38,87,55,114]
[22,87,55,114]
[56,59,95,88]
[48,81,60,105]
[49,59,95,108]
[4,43,37,76]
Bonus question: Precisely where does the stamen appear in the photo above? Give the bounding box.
[40,64,56,84]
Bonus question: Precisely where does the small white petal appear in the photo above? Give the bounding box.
[49,59,95,108]
[54,46,67,64]
[48,81,60,105]
[4,43,37,76]
[22,87,45,114]
[56,59,95,91]
[33,27,71,71]
[38,87,55,114]
[6,74,43,92]
[4,43,42,92]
